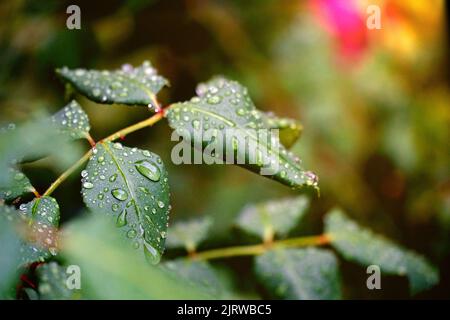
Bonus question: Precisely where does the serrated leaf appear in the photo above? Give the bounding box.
[236,196,309,241]
[163,259,231,298]
[166,77,318,190]
[0,206,23,298]
[57,61,168,107]
[260,112,302,148]
[17,196,60,265]
[166,217,212,251]
[255,248,342,300]
[51,100,91,140]
[61,214,211,299]
[81,141,170,264]
[36,262,81,300]
[0,168,34,202]
[324,209,439,294]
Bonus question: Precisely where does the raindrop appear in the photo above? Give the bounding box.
[83,182,94,189]
[134,160,161,182]
[109,174,118,182]
[207,95,222,105]
[143,242,160,264]
[111,188,128,201]
[116,209,128,227]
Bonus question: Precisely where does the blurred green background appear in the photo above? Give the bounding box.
[0,0,449,299]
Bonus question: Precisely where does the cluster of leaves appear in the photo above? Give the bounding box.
[0,62,439,300]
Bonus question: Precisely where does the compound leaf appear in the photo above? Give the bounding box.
[81,141,170,264]
[166,217,212,252]
[166,77,318,191]
[324,209,439,294]
[57,61,168,107]
[255,248,342,300]
[236,196,309,241]
[51,100,91,140]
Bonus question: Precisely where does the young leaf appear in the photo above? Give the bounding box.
[61,214,211,299]
[166,217,212,252]
[0,168,34,202]
[36,262,82,300]
[255,248,342,300]
[324,209,439,294]
[163,259,232,298]
[17,196,60,265]
[235,196,309,241]
[260,112,302,149]
[51,100,91,140]
[81,141,170,264]
[0,206,23,298]
[166,77,318,191]
[56,61,168,107]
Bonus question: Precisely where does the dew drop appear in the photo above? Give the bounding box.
[111,188,128,201]
[116,209,128,227]
[127,229,137,238]
[83,182,94,189]
[134,160,161,182]
[157,201,165,208]
[207,95,221,105]
[143,242,160,264]
[109,174,118,182]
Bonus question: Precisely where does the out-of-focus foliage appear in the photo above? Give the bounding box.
[0,0,448,299]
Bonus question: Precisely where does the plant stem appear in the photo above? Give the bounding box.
[191,234,331,261]
[42,112,164,197]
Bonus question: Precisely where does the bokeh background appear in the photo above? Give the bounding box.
[0,0,449,299]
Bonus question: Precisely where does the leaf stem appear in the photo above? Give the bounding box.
[42,112,164,196]
[191,234,331,261]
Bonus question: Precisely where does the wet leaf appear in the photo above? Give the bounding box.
[36,262,82,300]
[166,77,318,191]
[324,209,439,294]
[0,168,34,202]
[56,61,168,107]
[17,196,60,265]
[166,217,212,252]
[51,100,91,140]
[81,141,170,264]
[61,214,211,299]
[236,196,309,241]
[255,248,342,300]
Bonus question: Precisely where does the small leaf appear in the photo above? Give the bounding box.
[81,142,170,264]
[17,196,60,265]
[56,61,168,107]
[0,206,23,298]
[255,248,342,300]
[163,259,231,298]
[51,100,91,140]
[166,77,318,190]
[61,214,211,299]
[36,262,81,300]
[166,217,212,252]
[260,112,302,148]
[236,196,309,241]
[0,168,34,202]
[324,209,439,294]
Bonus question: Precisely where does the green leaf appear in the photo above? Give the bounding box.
[236,196,309,241]
[0,206,23,298]
[163,259,232,298]
[0,168,34,202]
[166,217,212,252]
[61,214,211,299]
[324,209,439,294]
[81,141,170,264]
[51,100,91,140]
[260,112,302,149]
[255,248,342,300]
[56,61,168,107]
[36,262,82,300]
[166,77,318,190]
[17,196,60,265]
